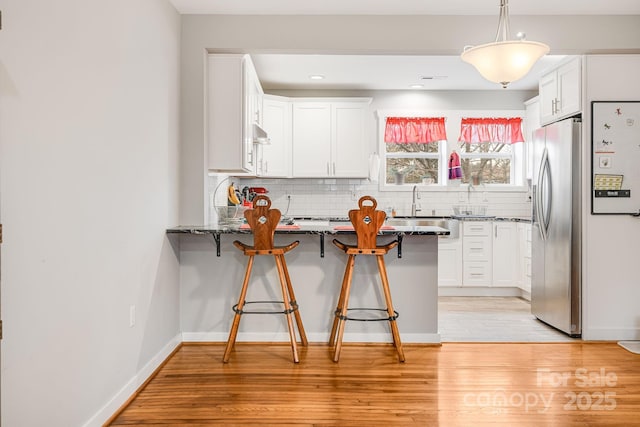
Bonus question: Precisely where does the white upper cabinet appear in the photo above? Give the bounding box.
[524,96,540,180]
[539,56,582,125]
[292,102,332,177]
[207,54,264,173]
[259,95,292,177]
[292,99,371,178]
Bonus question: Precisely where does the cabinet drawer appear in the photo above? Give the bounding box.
[463,236,492,261]
[463,221,492,236]
[463,261,492,286]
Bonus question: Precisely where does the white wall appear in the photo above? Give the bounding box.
[582,55,640,340]
[0,1,181,426]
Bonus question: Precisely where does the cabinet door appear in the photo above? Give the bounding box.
[539,71,557,125]
[524,97,540,180]
[522,224,532,294]
[261,98,292,177]
[539,56,582,126]
[207,54,247,172]
[438,238,462,287]
[557,58,581,118]
[292,103,332,177]
[492,222,518,287]
[332,103,369,177]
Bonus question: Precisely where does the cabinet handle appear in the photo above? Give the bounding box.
[326,162,330,175]
[332,162,336,175]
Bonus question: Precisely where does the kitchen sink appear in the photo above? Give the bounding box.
[385,217,459,238]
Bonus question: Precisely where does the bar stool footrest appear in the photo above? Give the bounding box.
[335,307,399,322]
[234,300,299,315]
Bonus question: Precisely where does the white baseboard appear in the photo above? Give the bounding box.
[438,286,524,297]
[82,333,182,427]
[582,328,640,341]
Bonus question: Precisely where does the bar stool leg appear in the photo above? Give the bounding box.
[376,255,405,362]
[279,254,308,346]
[275,254,300,363]
[223,255,255,363]
[329,254,355,346]
[333,254,356,362]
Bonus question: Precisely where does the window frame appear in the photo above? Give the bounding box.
[377,109,528,192]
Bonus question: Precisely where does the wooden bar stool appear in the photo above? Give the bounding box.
[329,195,405,362]
[223,195,308,363]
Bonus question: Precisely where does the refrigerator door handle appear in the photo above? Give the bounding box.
[536,147,550,241]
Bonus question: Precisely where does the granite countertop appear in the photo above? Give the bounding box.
[166,220,450,236]
[166,214,532,236]
[453,216,532,222]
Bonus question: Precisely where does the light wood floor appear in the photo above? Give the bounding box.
[439,296,577,342]
[107,342,640,426]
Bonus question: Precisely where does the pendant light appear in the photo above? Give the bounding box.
[461,0,549,88]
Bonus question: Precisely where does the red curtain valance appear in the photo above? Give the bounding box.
[384,117,447,143]
[458,117,524,144]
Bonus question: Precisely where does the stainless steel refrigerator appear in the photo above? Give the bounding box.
[531,118,582,337]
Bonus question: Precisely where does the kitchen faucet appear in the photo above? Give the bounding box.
[411,185,421,216]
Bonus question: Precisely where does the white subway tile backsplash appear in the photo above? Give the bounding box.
[208,176,532,223]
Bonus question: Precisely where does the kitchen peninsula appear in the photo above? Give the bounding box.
[168,219,449,344]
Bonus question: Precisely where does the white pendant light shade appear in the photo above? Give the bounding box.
[461,0,550,88]
[461,40,549,88]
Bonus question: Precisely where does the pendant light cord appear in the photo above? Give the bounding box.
[494,0,511,42]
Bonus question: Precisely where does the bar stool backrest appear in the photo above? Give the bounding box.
[348,196,386,249]
[244,195,281,250]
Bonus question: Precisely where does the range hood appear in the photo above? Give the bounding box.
[253,123,269,144]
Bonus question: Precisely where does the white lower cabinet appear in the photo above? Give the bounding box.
[438,235,462,286]
[518,223,532,295]
[492,221,518,287]
[462,222,492,286]
[438,220,530,293]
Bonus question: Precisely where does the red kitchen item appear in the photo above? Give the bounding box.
[249,187,268,194]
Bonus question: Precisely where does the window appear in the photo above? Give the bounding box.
[457,118,524,185]
[379,111,526,189]
[383,117,446,185]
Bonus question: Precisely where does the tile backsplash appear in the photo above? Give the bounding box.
[209,175,532,224]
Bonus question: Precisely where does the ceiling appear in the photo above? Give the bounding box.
[169,0,640,16]
[249,54,565,92]
[170,0,640,91]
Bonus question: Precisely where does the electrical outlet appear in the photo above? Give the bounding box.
[458,192,466,202]
[129,305,136,328]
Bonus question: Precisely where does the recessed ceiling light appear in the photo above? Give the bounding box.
[409,84,424,89]
[421,76,448,80]
[309,74,325,80]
